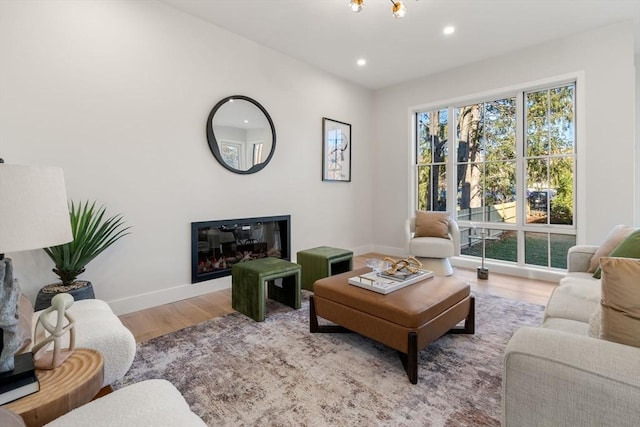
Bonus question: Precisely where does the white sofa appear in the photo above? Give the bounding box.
[30,298,136,387]
[1,380,206,427]
[44,379,206,426]
[502,245,640,426]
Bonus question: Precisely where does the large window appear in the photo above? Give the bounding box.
[414,82,576,270]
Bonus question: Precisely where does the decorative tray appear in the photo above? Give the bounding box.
[348,269,434,294]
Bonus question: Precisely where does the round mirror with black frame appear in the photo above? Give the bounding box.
[206,95,276,174]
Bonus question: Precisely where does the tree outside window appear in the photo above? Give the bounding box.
[416,109,448,211]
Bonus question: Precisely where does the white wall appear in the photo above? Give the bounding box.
[636,53,640,226]
[372,22,638,260]
[2,2,636,314]
[0,0,374,314]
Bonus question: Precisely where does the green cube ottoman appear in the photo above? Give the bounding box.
[231,257,301,322]
[296,246,353,291]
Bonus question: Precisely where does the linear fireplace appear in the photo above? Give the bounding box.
[191,215,291,283]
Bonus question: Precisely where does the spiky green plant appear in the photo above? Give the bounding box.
[44,201,131,286]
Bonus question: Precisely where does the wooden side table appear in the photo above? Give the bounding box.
[2,348,104,427]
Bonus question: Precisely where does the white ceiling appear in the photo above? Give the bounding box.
[161,0,640,90]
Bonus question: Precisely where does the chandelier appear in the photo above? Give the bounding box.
[349,0,408,19]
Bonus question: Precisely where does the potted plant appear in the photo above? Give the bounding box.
[34,201,131,310]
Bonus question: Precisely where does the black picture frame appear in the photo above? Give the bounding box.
[322,117,351,182]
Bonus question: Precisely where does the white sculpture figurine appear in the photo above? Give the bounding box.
[32,293,76,370]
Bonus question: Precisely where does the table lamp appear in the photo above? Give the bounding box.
[0,160,73,372]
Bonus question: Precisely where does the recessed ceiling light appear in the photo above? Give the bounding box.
[443,26,455,35]
[357,58,367,66]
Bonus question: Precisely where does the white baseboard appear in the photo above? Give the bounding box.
[350,244,376,257]
[108,276,232,316]
[451,256,564,282]
[370,245,407,258]
[108,248,563,316]
[372,245,564,282]
[112,246,377,315]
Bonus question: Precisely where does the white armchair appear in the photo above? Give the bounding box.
[407,212,460,276]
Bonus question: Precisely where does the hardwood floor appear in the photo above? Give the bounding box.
[119,290,234,343]
[119,253,556,343]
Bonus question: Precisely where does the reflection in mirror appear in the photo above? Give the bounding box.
[206,95,276,174]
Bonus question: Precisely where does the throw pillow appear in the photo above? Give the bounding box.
[587,224,636,273]
[593,229,640,279]
[599,257,640,348]
[414,211,450,239]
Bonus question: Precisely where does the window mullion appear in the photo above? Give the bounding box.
[448,106,457,217]
[515,91,526,266]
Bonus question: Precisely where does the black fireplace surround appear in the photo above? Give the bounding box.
[191,215,291,283]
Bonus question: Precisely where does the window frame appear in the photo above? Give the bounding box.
[410,75,582,271]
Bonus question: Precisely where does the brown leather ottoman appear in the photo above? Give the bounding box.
[310,267,474,384]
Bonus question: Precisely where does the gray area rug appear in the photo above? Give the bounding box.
[114,291,544,426]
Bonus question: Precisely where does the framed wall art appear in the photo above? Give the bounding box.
[322,117,351,182]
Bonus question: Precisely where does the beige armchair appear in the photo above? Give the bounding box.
[407,213,460,276]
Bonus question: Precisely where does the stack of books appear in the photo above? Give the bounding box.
[0,352,40,405]
[348,269,434,294]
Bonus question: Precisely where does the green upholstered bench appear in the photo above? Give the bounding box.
[231,257,301,322]
[296,246,353,291]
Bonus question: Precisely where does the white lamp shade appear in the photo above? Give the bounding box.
[0,164,73,253]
